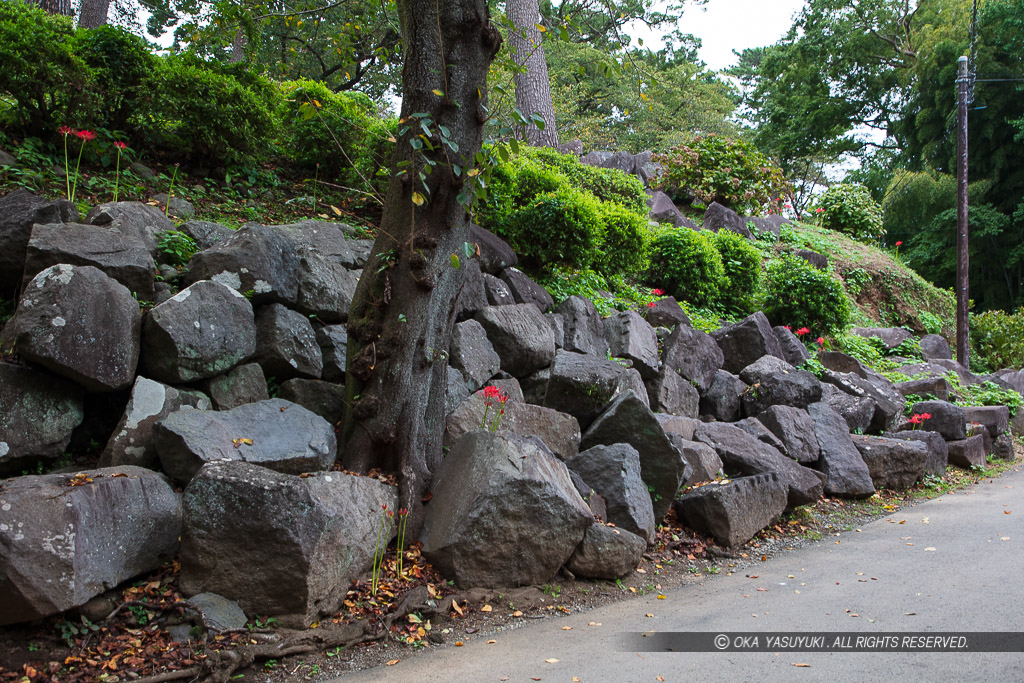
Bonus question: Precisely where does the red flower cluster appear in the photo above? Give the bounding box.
[795,327,811,336]
[651,289,664,296]
[816,336,825,346]
[481,385,509,408]
[58,125,73,136]
[908,412,932,425]
[895,241,903,247]
[113,141,128,150]
[73,129,96,141]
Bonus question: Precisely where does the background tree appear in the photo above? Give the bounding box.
[29,0,72,16]
[506,0,559,146]
[77,0,110,27]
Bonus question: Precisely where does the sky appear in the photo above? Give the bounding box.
[633,0,807,71]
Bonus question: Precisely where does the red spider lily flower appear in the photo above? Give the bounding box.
[647,301,656,307]
[482,386,502,400]
[908,413,933,425]
[74,129,96,141]
[58,125,74,136]
[113,141,128,150]
[795,327,811,336]
[399,508,408,516]
[816,337,825,346]
[382,503,388,510]
[895,241,903,247]
[651,289,664,296]
[784,325,792,331]
[815,207,824,213]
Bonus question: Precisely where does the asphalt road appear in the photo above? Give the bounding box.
[334,465,1024,683]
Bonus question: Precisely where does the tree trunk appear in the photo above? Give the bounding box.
[30,0,72,16]
[506,0,559,147]
[230,29,248,63]
[77,0,110,27]
[342,0,501,535]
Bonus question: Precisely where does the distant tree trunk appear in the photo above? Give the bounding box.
[342,0,501,535]
[230,29,248,63]
[77,0,110,27]
[506,0,558,147]
[30,0,72,16]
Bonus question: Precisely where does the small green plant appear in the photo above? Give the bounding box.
[247,615,278,631]
[396,507,409,578]
[164,163,179,218]
[264,659,277,670]
[813,183,884,242]
[128,603,151,625]
[157,230,198,267]
[541,584,562,599]
[111,140,127,201]
[479,386,509,431]
[27,642,39,652]
[371,503,395,597]
[55,615,100,647]
[326,646,344,657]
[705,566,720,575]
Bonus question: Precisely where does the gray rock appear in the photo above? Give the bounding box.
[882,430,948,477]
[421,431,592,588]
[695,421,825,508]
[645,364,699,417]
[919,334,952,361]
[128,162,156,180]
[277,379,345,422]
[734,417,790,458]
[993,433,1015,461]
[674,473,788,548]
[546,313,565,350]
[740,367,822,417]
[469,223,517,274]
[581,390,690,520]
[819,358,905,433]
[186,593,248,632]
[746,214,792,238]
[152,192,195,220]
[475,304,556,378]
[662,322,724,392]
[566,524,646,579]
[99,376,211,469]
[656,414,701,441]
[773,326,810,367]
[449,319,501,393]
[154,398,336,484]
[568,444,656,542]
[0,362,83,476]
[0,149,15,167]
[642,296,691,329]
[294,253,361,323]
[699,369,746,423]
[647,191,698,229]
[702,202,751,238]
[794,249,828,269]
[756,405,820,464]
[544,350,648,429]
[446,366,470,416]
[180,461,396,628]
[807,402,875,498]
[605,310,659,379]
[500,267,554,312]
[738,355,795,385]
[23,222,156,300]
[179,220,234,251]
[819,382,875,433]
[253,303,323,381]
[183,224,301,305]
[851,435,929,489]
[850,327,913,351]
[455,259,488,321]
[961,405,1010,438]
[9,264,140,391]
[946,434,987,469]
[894,377,951,402]
[141,279,256,383]
[202,362,268,410]
[0,189,78,294]
[316,324,348,382]
[909,400,966,441]
[0,466,181,626]
[521,367,551,405]
[445,390,581,462]
[674,438,723,485]
[482,273,516,306]
[84,201,173,255]
[557,296,608,357]
[712,312,785,375]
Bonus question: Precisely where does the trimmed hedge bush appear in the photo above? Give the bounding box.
[713,229,762,313]
[971,308,1024,371]
[762,254,851,335]
[73,25,155,133]
[646,228,724,308]
[595,202,650,276]
[815,183,884,242]
[504,186,604,269]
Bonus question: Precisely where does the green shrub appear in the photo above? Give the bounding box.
[971,307,1024,371]
[277,79,392,195]
[646,228,724,308]
[712,230,762,313]
[762,255,851,335]
[72,25,155,133]
[503,186,604,269]
[136,56,278,166]
[512,163,563,203]
[653,134,790,215]
[814,183,884,242]
[595,202,650,276]
[513,147,648,214]
[0,1,93,136]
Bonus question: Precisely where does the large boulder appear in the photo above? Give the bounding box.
[711,312,785,375]
[154,399,336,484]
[580,391,690,520]
[7,264,141,391]
[84,201,173,254]
[819,360,905,433]
[946,434,987,469]
[140,279,257,384]
[674,438,724,485]
[0,466,181,626]
[694,421,824,508]
[180,461,396,628]
[674,473,788,548]
[819,382,875,433]
[252,303,323,381]
[475,304,556,378]
[604,310,659,380]
[773,326,811,367]
[469,224,517,274]
[850,327,913,351]
[178,220,234,251]
[22,222,156,300]
[316,325,348,382]
[445,390,581,462]
[557,296,608,356]
[500,268,554,312]
[909,400,966,441]
[894,377,951,402]
[566,524,646,580]
[806,402,875,498]
[850,435,929,489]
[449,319,501,393]
[0,189,77,294]
[201,362,268,410]
[740,367,822,417]
[647,190,697,229]
[961,405,1010,439]
[881,430,948,478]
[0,362,84,476]
[277,379,346,422]
[645,364,699,418]
[662,323,724,392]
[99,376,211,469]
[421,431,593,588]
[543,350,647,429]
[919,334,953,361]
[568,444,656,542]
[702,202,751,238]
[756,405,820,464]
[699,369,746,422]
[455,259,489,321]
[642,296,690,329]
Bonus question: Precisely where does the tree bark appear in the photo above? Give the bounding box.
[230,29,248,63]
[506,0,559,147]
[342,0,501,535]
[77,0,110,27]
[30,0,72,16]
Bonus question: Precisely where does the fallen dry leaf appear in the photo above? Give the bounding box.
[513,610,523,617]
[455,641,464,647]
[544,658,559,663]
[562,626,573,631]
[480,604,493,612]
[588,621,602,626]
[487,640,497,644]
[645,613,654,618]
[451,598,464,616]
[386,659,399,666]
[792,663,812,667]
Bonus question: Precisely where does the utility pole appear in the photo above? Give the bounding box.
[956,55,970,367]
